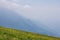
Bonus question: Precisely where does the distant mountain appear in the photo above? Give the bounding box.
[0,8,58,37]
[0,26,60,40]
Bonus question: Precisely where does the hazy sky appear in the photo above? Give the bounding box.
[0,0,60,34]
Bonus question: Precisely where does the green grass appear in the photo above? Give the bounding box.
[0,26,60,40]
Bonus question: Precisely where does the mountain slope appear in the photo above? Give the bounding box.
[0,8,44,32]
[0,26,60,40]
[0,8,55,36]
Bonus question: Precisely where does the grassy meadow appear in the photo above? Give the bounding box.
[0,26,60,40]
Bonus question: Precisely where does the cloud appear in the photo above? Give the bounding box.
[0,0,33,14]
[0,0,21,9]
[11,0,20,3]
[24,5,31,8]
[12,0,17,1]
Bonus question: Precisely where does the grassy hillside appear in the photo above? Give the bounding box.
[0,26,60,40]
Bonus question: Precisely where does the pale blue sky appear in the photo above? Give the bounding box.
[20,0,60,5]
